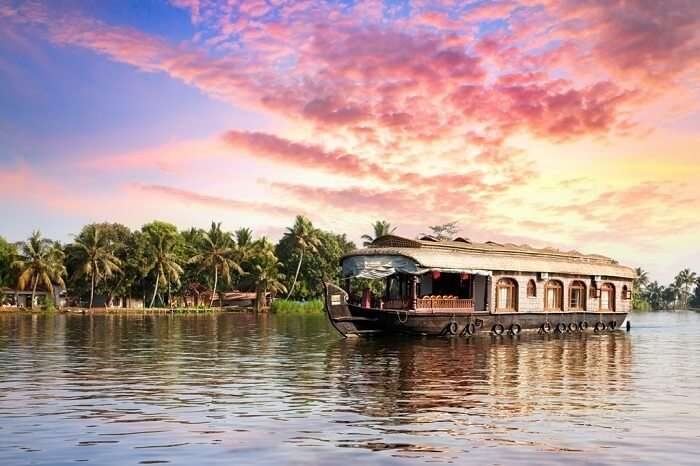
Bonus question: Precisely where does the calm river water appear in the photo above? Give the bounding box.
[0,311,698,465]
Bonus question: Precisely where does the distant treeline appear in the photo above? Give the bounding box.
[0,216,356,310]
[633,268,700,311]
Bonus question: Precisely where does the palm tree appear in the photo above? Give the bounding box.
[669,278,683,310]
[677,269,697,309]
[144,230,183,308]
[361,220,397,246]
[235,228,254,249]
[693,276,700,308]
[12,231,66,308]
[248,238,286,312]
[633,267,649,310]
[189,222,243,307]
[72,224,122,308]
[283,215,321,299]
[644,281,664,310]
[634,267,649,289]
[672,269,696,309]
[235,228,255,267]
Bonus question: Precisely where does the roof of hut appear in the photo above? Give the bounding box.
[343,235,636,279]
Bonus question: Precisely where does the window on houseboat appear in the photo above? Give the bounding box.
[622,285,631,300]
[527,279,536,298]
[569,280,586,311]
[496,278,518,311]
[590,283,598,298]
[544,280,564,311]
[600,283,615,311]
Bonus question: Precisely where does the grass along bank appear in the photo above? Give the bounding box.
[270,299,324,313]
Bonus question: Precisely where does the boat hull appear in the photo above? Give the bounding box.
[325,283,627,337]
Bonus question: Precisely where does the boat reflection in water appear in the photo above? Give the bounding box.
[0,313,639,464]
[324,331,633,456]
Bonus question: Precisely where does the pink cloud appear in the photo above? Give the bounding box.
[222,130,384,178]
[135,184,298,216]
[464,1,518,22]
[5,0,700,280]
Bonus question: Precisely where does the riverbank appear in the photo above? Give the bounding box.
[0,299,325,314]
[1,306,232,314]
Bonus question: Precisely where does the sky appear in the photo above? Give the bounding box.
[0,0,699,284]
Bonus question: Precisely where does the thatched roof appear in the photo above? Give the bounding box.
[343,235,636,279]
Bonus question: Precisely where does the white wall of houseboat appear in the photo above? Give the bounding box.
[488,272,633,313]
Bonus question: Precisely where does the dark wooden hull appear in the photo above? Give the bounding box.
[324,283,627,337]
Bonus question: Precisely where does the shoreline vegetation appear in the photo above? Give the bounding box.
[0,216,356,315]
[1,218,698,314]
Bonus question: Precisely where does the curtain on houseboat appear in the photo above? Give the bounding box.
[342,255,492,279]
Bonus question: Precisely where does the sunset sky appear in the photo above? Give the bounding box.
[1,0,698,283]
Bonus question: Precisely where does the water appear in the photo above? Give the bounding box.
[0,311,698,465]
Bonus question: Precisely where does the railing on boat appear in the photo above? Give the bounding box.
[417,297,474,311]
[382,298,475,312]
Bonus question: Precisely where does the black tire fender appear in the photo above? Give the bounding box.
[568,322,578,332]
[579,321,589,331]
[541,322,553,334]
[594,321,606,332]
[463,322,476,336]
[509,324,522,335]
[492,323,505,336]
[447,321,458,335]
[556,322,567,333]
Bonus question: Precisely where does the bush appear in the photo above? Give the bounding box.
[270,299,324,313]
[41,296,56,313]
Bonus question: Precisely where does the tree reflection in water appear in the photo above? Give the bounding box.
[0,313,639,464]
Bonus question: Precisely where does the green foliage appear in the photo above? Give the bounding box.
[12,231,66,309]
[361,220,396,246]
[281,215,322,299]
[141,221,184,308]
[635,268,699,311]
[41,295,56,313]
[632,267,649,310]
[422,221,460,240]
[691,278,700,308]
[270,299,324,313]
[66,224,122,308]
[276,222,355,300]
[188,222,243,307]
[0,236,17,288]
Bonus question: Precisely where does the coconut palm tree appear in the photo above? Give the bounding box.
[144,229,183,308]
[644,281,664,310]
[12,231,66,308]
[248,238,286,312]
[361,220,397,246]
[189,222,243,307]
[235,228,255,268]
[283,215,321,299]
[235,228,254,250]
[678,269,697,309]
[672,269,696,309]
[72,224,122,308]
[632,267,649,310]
[669,277,683,310]
[693,276,700,308]
[634,267,649,289]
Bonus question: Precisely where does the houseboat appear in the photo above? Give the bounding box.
[325,235,635,337]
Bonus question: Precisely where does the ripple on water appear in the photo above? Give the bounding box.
[0,312,699,465]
